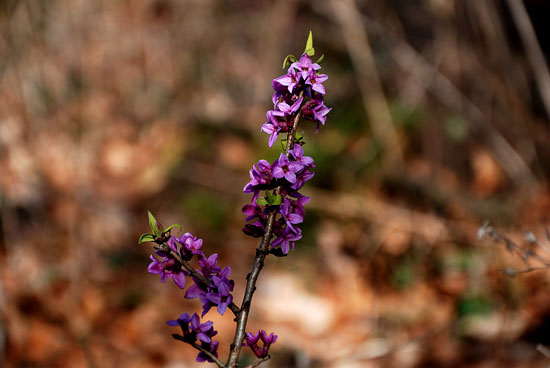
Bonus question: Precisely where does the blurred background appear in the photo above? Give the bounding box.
[1,0,550,367]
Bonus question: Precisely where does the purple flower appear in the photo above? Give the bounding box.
[242,204,267,237]
[289,145,314,169]
[306,71,328,95]
[301,95,332,132]
[179,232,203,253]
[262,97,303,148]
[167,312,217,343]
[168,233,204,261]
[243,330,278,359]
[185,257,235,316]
[244,159,273,202]
[198,253,222,277]
[292,167,315,191]
[275,96,303,116]
[261,110,285,148]
[210,266,234,315]
[167,313,219,363]
[147,241,188,289]
[291,53,321,81]
[279,198,304,233]
[242,203,263,222]
[197,341,219,363]
[243,220,265,238]
[273,67,300,93]
[272,153,303,184]
[271,227,302,255]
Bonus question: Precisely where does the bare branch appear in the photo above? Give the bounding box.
[505,0,550,120]
[329,0,404,172]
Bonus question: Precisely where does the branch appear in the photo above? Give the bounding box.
[316,4,537,190]
[505,0,550,120]
[226,95,305,367]
[245,356,271,368]
[329,0,404,172]
[172,335,225,368]
[478,222,550,276]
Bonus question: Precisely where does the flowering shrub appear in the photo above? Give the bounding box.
[138,32,330,367]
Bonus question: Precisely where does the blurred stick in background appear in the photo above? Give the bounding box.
[330,0,404,173]
[505,0,550,120]
[352,11,538,191]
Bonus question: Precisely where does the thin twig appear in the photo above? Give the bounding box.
[354,12,537,190]
[171,336,225,368]
[537,344,550,359]
[479,222,550,275]
[245,356,271,368]
[329,0,404,173]
[505,0,550,120]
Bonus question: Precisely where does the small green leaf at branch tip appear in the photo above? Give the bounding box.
[138,233,155,244]
[164,224,182,234]
[316,54,325,64]
[304,30,315,56]
[271,194,283,206]
[147,211,164,236]
[256,197,268,206]
[147,211,157,233]
[282,54,297,69]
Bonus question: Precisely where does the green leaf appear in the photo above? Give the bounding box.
[147,211,163,236]
[316,54,325,64]
[256,197,268,206]
[138,233,155,244]
[282,54,297,69]
[271,194,283,206]
[164,224,182,234]
[147,211,158,234]
[266,191,273,202]
[303,30,315,56]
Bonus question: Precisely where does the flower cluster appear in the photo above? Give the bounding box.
[262,53,331,147]
[243,330,278,359]
[185,254,235,316]
[242,145,314,254]
[147,232,234,316]
[243,52,330,255]
[167,313,219,363]
[139,33,329,366]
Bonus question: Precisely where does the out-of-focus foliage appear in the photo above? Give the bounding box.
[1,0,550,367]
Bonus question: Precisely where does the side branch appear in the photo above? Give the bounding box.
[245,356,271,368]
[172,335,225,368]
[153,243,240,316]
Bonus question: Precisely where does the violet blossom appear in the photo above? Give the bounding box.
[167,313,219,363]
[147,239,188,289]
[185,257,235,316]
[272,153,303,184]
[243,330,278,359]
